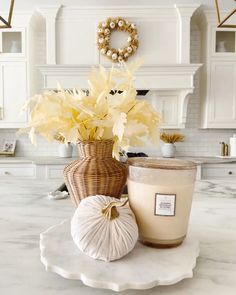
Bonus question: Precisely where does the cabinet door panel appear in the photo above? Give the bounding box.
[147,92,178,128]
[0,164,35,178]
[0,62,27,127]
[202,164,236,179]
[209,62,236,125]
[46,165,65,179]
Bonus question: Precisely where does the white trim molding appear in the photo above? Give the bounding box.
[38,5,61,64]
[175,4,200,63]
[38,64,201,90]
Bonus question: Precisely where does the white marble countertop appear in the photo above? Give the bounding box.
[1,178,236,294]
[0,156,77,165]
[177,156,236,164]
[1,155,236,165]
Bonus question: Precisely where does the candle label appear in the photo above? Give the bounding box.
[154,193,176,216]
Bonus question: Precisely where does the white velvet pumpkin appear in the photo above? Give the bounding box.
[71,195,138,262]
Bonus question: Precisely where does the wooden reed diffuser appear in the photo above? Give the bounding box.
[64,139,127,206]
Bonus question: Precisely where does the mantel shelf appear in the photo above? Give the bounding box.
[38,63,202,90]
[38,63,201,129]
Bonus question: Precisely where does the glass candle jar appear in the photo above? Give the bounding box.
[128,158,197,248]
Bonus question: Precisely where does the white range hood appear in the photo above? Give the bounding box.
[38,4,202,128]
[39,64,200,91]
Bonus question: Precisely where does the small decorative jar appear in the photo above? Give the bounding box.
[127,158,197,248]
[161,143,176,158]
[216,40,227,52]
[58,143,73,158]
[10,41,20,53]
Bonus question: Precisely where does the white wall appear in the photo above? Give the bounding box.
[0,0,236,10]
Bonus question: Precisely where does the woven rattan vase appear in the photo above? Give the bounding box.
[64,140,127,206]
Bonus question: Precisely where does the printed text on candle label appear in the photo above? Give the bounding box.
[155,193,176,216]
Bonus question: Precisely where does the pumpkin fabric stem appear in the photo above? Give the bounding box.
[102,198,129,220]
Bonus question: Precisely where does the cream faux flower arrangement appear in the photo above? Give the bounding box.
[21,61,160,158]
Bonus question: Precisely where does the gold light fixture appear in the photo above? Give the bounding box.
[214,0,236,28]
[0,0,15,29]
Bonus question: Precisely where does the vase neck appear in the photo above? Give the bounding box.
[78,140,114,159]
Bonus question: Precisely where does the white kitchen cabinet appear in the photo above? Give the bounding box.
[212,29,236,57]
[0,162,66,180]
[0,164,36,178]
[205,61,236,128]
[0,27,28,128]
[202,163,236,179]
[46,165,65,179]
[199,12,236,128]
[35,165,65,180]
[0,62,28,127]
[35,165,66,180]
[0,12,42,128]
[0,28,26,59]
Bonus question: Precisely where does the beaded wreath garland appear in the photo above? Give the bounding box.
[97,17,139,63]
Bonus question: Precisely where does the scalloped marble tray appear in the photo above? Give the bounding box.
[40,220,199,292]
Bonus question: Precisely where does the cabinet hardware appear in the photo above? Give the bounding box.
[228,171,233,175]
[4,171,11,175]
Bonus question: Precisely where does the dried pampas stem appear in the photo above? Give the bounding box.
[160,132,185,144]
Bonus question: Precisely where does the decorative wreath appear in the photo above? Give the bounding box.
[97,17,139,63]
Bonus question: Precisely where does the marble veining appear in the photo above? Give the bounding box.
[1,179,236,294]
